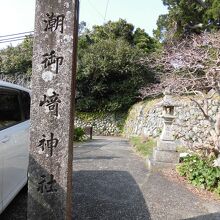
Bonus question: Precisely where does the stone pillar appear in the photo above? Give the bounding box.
[147,88,180,170]
[28,0,79,219]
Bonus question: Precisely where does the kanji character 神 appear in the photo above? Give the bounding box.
[38,133,59,157]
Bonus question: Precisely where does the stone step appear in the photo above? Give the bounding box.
[153,149,180,163]
[146,157,178,171]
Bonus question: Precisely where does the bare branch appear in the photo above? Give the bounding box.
[139,31,220,154]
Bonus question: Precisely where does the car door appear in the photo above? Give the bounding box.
[0,87,30,210]
[0,129,3,213]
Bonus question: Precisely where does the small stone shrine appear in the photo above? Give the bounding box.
[147,87,180,169]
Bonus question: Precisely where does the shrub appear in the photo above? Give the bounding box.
[177,155,220,195]
[73,127,86,142]
[77,38,155,112]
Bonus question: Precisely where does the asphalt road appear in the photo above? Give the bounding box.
[1,136,220,219]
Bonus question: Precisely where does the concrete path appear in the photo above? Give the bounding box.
[73,136,220,220]
[1,136,220,219]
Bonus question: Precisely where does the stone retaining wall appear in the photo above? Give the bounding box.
[74,112,125,136]
[123,96,220,148]
[74,96,220,149]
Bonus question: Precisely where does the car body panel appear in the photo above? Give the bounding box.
[0,136,3,213]
[2,121,29,210]
[0,81,30,214]
[0,80,30,94]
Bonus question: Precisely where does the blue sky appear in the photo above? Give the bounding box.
[80,0,167,34]
[0,0,167,48]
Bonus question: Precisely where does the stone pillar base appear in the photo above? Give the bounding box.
[146,140,180,170]
[153,148,179,163]
[146,157,178,171]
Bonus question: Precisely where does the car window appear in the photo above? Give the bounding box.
[0,90,22,130]
[20,91,30,120]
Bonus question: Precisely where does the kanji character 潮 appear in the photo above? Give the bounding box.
[44,12,65,33]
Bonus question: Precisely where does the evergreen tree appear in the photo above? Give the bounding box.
[154,0,220,40]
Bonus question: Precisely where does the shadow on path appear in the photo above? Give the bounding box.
[73,170,151,220]
[1,136,220,220]
[0,186,27,220]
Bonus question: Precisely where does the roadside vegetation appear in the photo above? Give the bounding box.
[73,127,86,142]
[130,136,156,158]
[177,155,220,196]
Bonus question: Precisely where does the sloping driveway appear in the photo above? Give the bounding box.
[1,136,220,219]
[73,136,220,220]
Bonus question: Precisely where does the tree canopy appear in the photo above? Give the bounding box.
[77,38,154,112]
[80,19,158,52]
[0,36,33,75]
[0,19,158,112]
[154,0,220,40]
[77,19,157,112]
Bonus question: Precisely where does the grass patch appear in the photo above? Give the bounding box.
[130,136,156,157]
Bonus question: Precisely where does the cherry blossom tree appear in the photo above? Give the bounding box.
[140,32,220,160]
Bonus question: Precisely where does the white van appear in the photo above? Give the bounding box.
[0,80,30,214]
